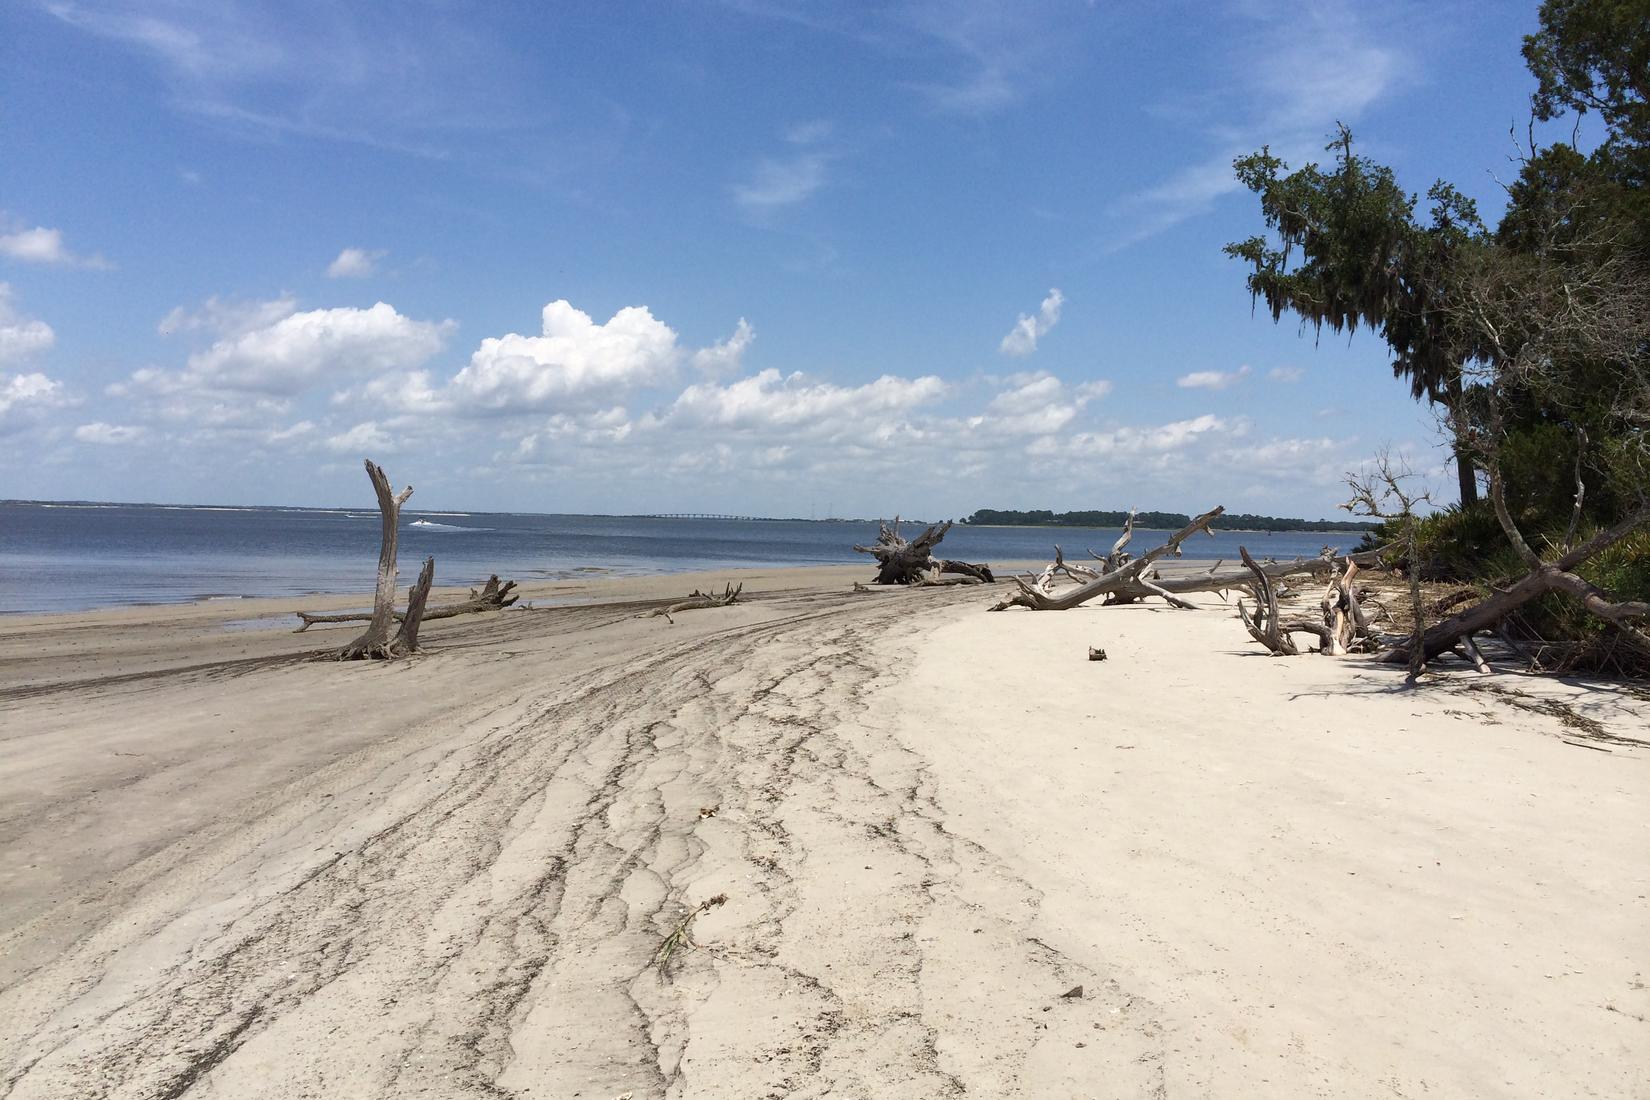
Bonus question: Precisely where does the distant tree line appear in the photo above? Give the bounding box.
[962,508,1377,532]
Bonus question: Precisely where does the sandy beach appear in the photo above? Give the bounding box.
[2,565,1646,1099]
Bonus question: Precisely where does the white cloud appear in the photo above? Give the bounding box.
[661,368,946,435]
[0,284,56,364]
[326,247,386,279]
[734,121,837,213]
[143,302,453,396]
[325,421,397,454]
[0,371,70,433]
[999,288,1064,357]
[158,294,298,338]
[0,224,112,269]
[1177,365,1251,390]
[1033,412,1239,460]
[690,318,755,376]
[968,371,1108,437]
[1268,366,1305,382]
[733,153,831,212]
[74,422,147,445]
[450,300,682,412]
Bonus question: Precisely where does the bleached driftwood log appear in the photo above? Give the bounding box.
[295,574,520,632]
[989,507,1226,611]
[334,460,429,660]
[852,518,994,585]
[647,582,743,624]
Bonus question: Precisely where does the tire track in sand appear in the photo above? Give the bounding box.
[2,591,1167,1099]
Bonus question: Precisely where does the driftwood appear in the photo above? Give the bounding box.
[334,460,428,660]
[1240,549,1374,656]
[1237,546,1299,655]
[853,517,955,585]
[1088,509,1137,572]
[939,559,995,583]
[395,557,436,654]
[296,575,520,632]
[647,582,743,624]
[989,507,1225,611]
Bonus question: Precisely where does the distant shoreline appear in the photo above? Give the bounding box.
[961,522,1372,535]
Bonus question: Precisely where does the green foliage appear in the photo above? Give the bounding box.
[962,508,1376,532]
[1500,530,1650,674]
[1524,0,1650,181]
[1225,126,1483,404]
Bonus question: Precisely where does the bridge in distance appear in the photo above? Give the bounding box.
[636,512,765,521]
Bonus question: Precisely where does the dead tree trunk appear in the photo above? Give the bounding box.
[393,556,436,654]
[853,517,961,585]
[336,459,416,660]
[294,574,519,632]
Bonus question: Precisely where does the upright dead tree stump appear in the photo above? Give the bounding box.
[335,459,434,660]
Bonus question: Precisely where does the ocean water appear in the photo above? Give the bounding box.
[0,501,1364,614]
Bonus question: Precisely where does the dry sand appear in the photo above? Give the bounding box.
[1,565,1645,1098]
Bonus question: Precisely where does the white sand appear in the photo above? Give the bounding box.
[1,566,1644,1098]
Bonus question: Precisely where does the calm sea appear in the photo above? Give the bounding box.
[0,501,1364,614]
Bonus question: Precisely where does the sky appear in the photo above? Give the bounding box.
[0,0,1579,518]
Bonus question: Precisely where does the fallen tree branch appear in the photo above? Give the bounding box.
[647,582,743,624]
[296,575,519,632]
[989,507,1225,611]
[1383,491,1650,667]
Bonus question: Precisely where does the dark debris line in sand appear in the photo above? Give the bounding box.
[0,588,1167,1099]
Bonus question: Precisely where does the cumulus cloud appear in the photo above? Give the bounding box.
[326,247,386,278]
[0,284,56,364]
[74,422,147,444]
[0,371,70,433]
[1176,365,1251,390]
[1268,366,1305,382]
[128,301,454,398]
[999,288,1064,357]
[450,300,682,412]
[0,223,113,269]
[690,318,755,376]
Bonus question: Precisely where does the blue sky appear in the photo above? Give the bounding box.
[0,0,1571,517]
